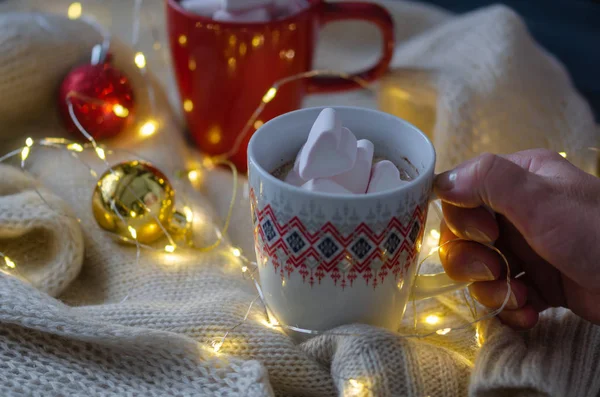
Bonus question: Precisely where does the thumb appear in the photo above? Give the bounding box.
[435,152,600,292]
[434,153,554,240]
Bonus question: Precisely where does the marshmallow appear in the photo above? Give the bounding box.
[284,169,305,186]
[223,0,273,12]
[213,8,271,22]
[301,179,352,194]
[180,0,222,16]
[331,139,374,194]
[284,147,307,186]
[367,160,409,194]
[298,108,357,180]
[274,0,308,16]
[287,1,306,14]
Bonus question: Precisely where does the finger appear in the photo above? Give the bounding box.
[439,219,458,244]
[433,153,586,282]
[493,238,524,279]
[442,202,498,243]
[435,153,552,218]
[562,276,600,325]
[525,282,550,313]
[498,305,539,330]
[439,222,502,282]
[496,215,567,308]
[468,279,528,310]
[435,152,600,292]
[434,153,561,249]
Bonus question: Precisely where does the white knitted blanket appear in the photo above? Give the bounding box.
[0,4,599,397]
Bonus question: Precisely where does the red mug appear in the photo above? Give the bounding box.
[166,0,395,171]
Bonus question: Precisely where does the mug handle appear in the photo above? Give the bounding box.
[306,1,395,94]
[410,195,472,300]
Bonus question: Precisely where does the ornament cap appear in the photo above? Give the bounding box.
[170,210,193,241]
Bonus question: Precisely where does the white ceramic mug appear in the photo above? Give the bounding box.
[248,107,467,333]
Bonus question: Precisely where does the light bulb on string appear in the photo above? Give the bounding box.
[128,226,138,240]
[134,52,146,69]
[95,147,106,160]
[20,147,30,162]
[202,157,214,169]
[3,256,16,269]
[182,207,194,223]
[67,2,82,20]
[475,326,484,347]
[261,316,280,329]
[67,143,84,152]
[211,340,223,353]
[262,87,277,104]
[424,315,441,325]
[112,104,130,118]
[188,169,200,182]
[347,379,365,396]
[140,120,158,137]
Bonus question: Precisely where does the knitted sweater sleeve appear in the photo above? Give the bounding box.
[470,308,600,397]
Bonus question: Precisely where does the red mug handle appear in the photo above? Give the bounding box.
[307,1,395,94]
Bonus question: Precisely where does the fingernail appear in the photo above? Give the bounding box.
[435,171,457,191]
[466,261,495,281]
[465,227,494,243]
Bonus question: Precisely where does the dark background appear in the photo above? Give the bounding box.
[425,0,600,120]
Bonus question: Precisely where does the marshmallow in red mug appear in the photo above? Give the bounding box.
[222,0,272,12]
[213,8,270,22]
[179,0,310,21]
[179,0,223,16]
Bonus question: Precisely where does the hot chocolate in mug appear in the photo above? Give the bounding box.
[248,107,468,333]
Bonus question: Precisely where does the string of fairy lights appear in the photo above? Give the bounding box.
[0,77,498,397]
[1,2,597,395]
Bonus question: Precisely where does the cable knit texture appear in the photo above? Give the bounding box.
[385,5,598,173]
[0,3,598,397]
[0,165,84,297]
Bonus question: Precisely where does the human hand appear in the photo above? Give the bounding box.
[435,149,600,329]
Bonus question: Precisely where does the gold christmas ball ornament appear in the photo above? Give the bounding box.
[92,161,188,244]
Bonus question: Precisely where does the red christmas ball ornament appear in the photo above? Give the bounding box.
[58,46,135,140]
